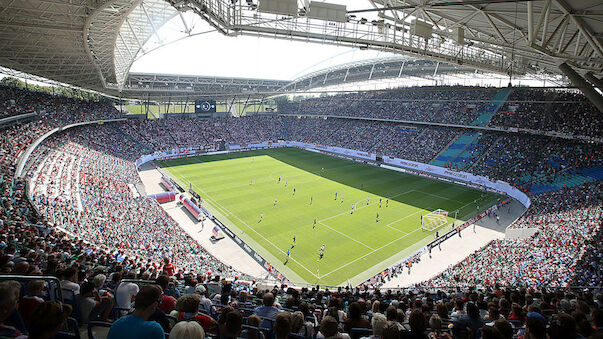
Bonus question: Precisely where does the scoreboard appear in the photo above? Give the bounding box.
[194,100,216,113]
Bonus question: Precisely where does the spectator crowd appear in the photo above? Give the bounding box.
[0,84,601,339]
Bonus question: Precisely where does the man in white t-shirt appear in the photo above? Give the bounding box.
[116,272,139,310]
[60,267,80,295]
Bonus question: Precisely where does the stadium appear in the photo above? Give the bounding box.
[0,0,601,338]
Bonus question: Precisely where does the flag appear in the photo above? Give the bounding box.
[420,215,423,226]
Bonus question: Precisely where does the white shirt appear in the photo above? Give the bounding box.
[60,280,80,295]
[116,282,139,309]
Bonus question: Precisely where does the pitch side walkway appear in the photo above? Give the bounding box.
[138,163,267,278]
[381,225,504,288]
[381,198,525,288]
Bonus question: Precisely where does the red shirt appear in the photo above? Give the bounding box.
[177,312,216,333]
[164,263,175,277]
[159,295,176,313]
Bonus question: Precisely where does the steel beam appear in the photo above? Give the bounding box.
[584,72,603,93]
[558,62,603,113]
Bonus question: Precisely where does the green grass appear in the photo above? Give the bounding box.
[158,148,503,286]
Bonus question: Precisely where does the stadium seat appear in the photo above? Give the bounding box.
[87,321,112,339]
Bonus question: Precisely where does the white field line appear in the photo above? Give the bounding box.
[319,189,415,223]
[320,227,424,278]
[170,167,231,216]
[318,221,375,251]
[382,215,412,234]
[321,198,479,279]
[183,179,319,279]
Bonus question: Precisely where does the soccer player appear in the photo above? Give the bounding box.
[334,192,337,200]
[351,204,354,214]
[366,197,370,205]
[310,196,313,205]
[313,218,317,229]
[259,213,263,222]
[293,235,296,244]
[341,194,344,203]
[376,212,379,222]
[285,180,288,187]
[319,244,325,260]
[293,188,296,195]
[386,199,389,207]
[274,198,278,206]
[250,178,253,185]
[278,176,281,183]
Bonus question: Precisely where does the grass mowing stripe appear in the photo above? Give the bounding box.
[158,148,504,285]
[317,221,375,250]
[191,179,319,279]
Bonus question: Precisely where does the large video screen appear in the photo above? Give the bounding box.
[194,100,216,113]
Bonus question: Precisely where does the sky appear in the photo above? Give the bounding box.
[129,0,398,80]
[128,0,563,88]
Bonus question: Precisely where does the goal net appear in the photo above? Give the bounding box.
[421,209,449,231]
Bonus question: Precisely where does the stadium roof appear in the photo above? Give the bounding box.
[0,0,601,99]
[280,56,477,92]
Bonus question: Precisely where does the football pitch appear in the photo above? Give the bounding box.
[158,148,503,286]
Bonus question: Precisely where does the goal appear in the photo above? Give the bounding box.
[421,209,449,231]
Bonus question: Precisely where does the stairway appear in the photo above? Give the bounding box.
[430,88,512,168]
[430,131,479,167]
[470,88,512,127]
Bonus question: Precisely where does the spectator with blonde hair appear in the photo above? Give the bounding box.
[170,321,205,339]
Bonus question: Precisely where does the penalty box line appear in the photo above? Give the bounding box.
[176,175,319,279]
[320,197,489,279]
[318,189,415,223]
[317,221,375,251]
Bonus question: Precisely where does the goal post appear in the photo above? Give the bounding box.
[421,209,449,231]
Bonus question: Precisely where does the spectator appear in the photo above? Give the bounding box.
[274,312,291,339]
[60,266,80,295]
[403,309,428,339]
[452,303,483,339]
[254,293,281,328]
[241,314,265,339]
[172,294,217,334]
[427,315,451,339]
[107,285,165,339]
[18,280,45,326]
[382,322,401,339]
[218,307,242,339]
[26,301,72,339]
[116,272,139,311]
[369,313,387,339]
[318,316,350,339]
[344,302,371,334]
[0,281,21,338]
[170,321,205,339]
[157,275,176,313]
